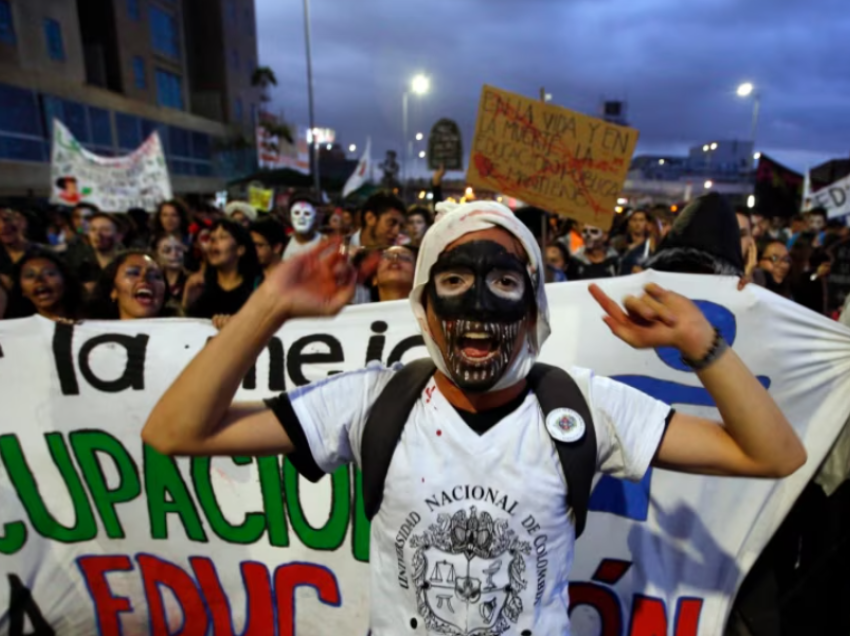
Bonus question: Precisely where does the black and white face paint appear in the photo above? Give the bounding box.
[427,240,532,391]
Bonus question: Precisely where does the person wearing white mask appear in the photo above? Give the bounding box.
[143,201,805,636]
[282,196,323,261]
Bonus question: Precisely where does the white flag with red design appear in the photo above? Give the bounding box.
[342,138,372,198]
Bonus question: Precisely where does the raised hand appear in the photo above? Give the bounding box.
[263,237,356,319]
[589,282,715,360]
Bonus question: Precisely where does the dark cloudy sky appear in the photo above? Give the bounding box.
[256,0,850,175]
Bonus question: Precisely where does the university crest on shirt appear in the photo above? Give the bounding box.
[409,506,531,635]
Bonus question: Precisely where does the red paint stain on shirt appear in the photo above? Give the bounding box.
[436,430,442,436]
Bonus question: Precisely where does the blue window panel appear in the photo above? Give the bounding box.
[115,112,141,149]
[170,159,193,175]
[149,6,179,58]
[194,162,213,177]
[61,100,89,143]
[0,84,41,137]
[155,69,183,109]
[44,19,65,61]
[226,0,236,22]
[0,1,15,44]
[234,97,243,122]
[88,107,112,147]
[190,131,210,160]
[243,7,253,37]
[168,126,190,158]
[127,0,140,20]
[250,103,258,129]
[231,49,239,71]
[133,56,146,89]
[0,136,46,162]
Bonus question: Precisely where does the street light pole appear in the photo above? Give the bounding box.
[750,93,761,147]
[302,0,320,196]
[402,90,409,201]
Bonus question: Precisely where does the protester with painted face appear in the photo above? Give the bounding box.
[87,250,168,320]
[73,212,123,291]
[567,225,619,280]
[283,196,323,261]
[144,200,804,636]
[5,248,81,321]
[154,233,189,313]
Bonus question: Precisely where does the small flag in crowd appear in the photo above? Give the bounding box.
[343,138,372,198]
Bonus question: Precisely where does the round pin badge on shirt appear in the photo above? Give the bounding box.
[546,408,586,443]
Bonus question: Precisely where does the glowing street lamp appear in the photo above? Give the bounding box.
[736,82,761,148]
[349,144,356,153]
[704,180,713,189]
[403,74,431,199]
[415,132,424,141]
[418,150,426,159]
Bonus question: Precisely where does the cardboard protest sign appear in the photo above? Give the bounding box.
[248,184,274,212]
[804,172,850,219]
[50,120,172,212]
[467,85,639,229]
[427,118,464,171]
[1,274,850,635]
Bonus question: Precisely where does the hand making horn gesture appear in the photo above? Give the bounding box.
[589,282,716,361]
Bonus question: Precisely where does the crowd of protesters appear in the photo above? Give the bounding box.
[1,171,849,326]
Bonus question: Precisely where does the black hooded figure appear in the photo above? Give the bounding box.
[643,193,744,277]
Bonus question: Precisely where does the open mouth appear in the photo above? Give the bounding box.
[443,319,522,385]
[33,286,54,301]
[134,287,155,306]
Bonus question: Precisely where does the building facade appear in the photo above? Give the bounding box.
[0,0,260,199]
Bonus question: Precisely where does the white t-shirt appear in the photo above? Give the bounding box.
[278,363,671,636]
[282,233,323,261]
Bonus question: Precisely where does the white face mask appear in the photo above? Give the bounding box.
[291,202,317,234]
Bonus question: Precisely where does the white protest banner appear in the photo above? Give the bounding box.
[49,120,172,213]
[257,118,310,174]
[803,170,850,218]
[1,272,849,636]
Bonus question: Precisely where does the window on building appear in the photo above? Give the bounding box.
[133,56,146,89]
[155,69,183,110]
[231,49,239,71]
[244,7,253,37]
[149,6,179,58]
[127,0,140,21]
[116,113,141,149]
[0,83,42,137]
[62,100,89,143]
[44,18,65,61]
[0,1,15,45]
[168,126,190,158]
[226,0,236,22]
[88,107,113,148]
[191,132,211,160]
[250,103,258,129]
[234,97,243,123]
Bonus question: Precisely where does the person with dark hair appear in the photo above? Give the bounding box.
[567,225,619,280]
[757,240,792,298]
[154,233,189,312]
[0,208,33,290]
[250,217,286,278]
[351,191,405,249]
[544,241,570,282]
[87,250,168,320]
[405,207,432,247]
[644,194,745,277]
[5,248,81,321]
[153,200,191,240]
[374,245,417,302]
[612,209,651,255]
[72,212,123,291]
[184,218,261,319]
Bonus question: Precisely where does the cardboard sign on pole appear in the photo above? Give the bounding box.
[466,85,639,229]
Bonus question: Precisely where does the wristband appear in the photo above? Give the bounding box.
[680,328,728,371]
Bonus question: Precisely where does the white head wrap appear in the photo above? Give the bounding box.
[409,200,551,392]
[224,201,258,223]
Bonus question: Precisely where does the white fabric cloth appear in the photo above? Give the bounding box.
[282,233,322,261]
[224,201,257,222]
[287,362,671,636]
[409,201,550,392]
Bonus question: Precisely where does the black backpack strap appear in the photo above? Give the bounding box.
[526,363,597,538]
[361,358,437,520]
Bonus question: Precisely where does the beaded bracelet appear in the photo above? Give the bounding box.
[680,327,729,371]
